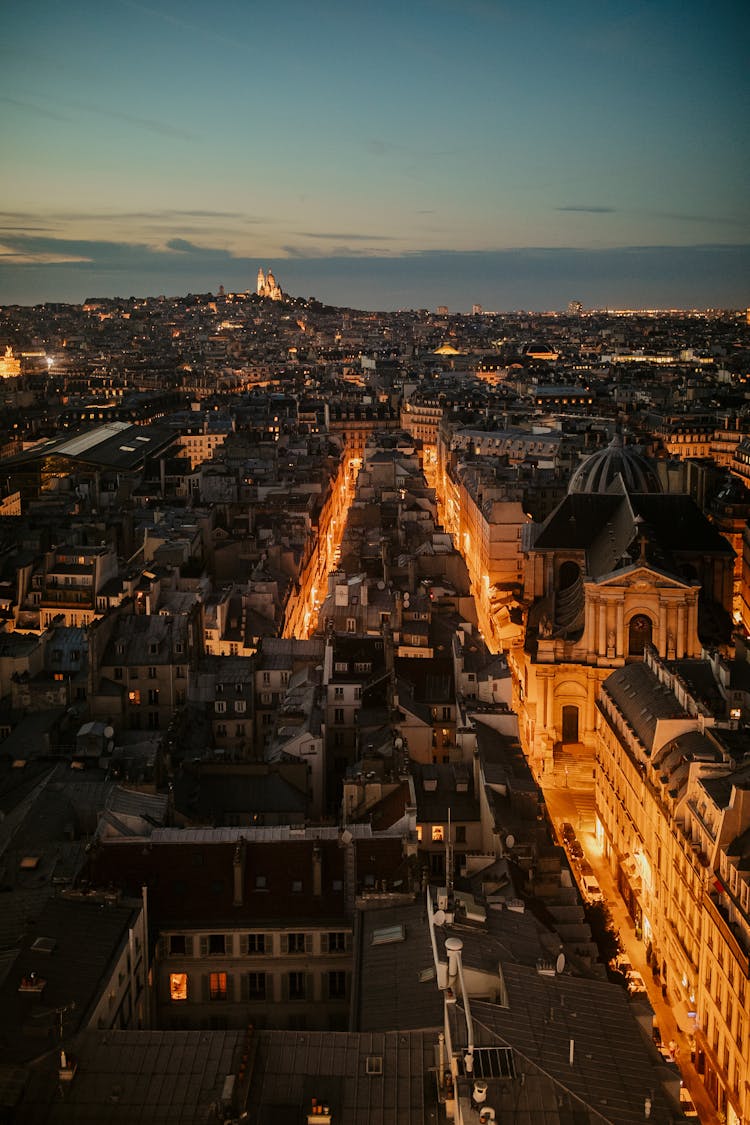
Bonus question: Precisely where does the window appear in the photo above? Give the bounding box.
[247,971,266,1000]
[209,971,227,1000]
[292,880,303,893]
[176,666,185,678]
[328,970,347,999]
[114,667,123,680]
[334,686,344,699]
[455,825,466,844]
[235,700,246,713]
[148,688,159,705]
[170,973,188,1001]
[334,708,345,724]
[131,667,139,679]
[246,933,266,954]
[288,971,306,999]
[148,712,160,730]
[148,666,157,679]
[346,618,356,632]
[208,933,226,955]
[326,932,347,953]
[169,935,187,955]
[128,690,141,705]
[285,932,308,954]
[432,825,444,842]
[236,724,245,737]
[215,700,226,713]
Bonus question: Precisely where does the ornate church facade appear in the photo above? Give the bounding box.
[256,267,283,301]
[510,436,735,778]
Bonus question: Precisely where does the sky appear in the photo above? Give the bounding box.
[1,0,748,311]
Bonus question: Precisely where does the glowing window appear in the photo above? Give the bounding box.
[209,971,227,1001]
[170,973,188,1001]
[432,826,444,842]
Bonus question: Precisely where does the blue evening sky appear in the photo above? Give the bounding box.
[1,0,748,310]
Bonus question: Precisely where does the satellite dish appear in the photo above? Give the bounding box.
[556,952,566,974]
[505,834,515,850]
[340,829,353,846]
[104,725,114,740]
[433,909,446,926]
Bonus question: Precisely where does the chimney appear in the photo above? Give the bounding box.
[233,837,246,907]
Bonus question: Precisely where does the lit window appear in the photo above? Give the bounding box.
[432,826,444,842]
[416,826,422,842]
[170,973,188,1001]
[209,971,227,1000]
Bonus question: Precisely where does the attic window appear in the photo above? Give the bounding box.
[20,856,40,870]
[371,924,405,946]
[365,1055,383,1075]
[12,759,26,769]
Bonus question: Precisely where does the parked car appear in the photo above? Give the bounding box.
[627,970,646,994]
[561,822,576,845]
[679,1085,698,1117]
[581,874,603,903]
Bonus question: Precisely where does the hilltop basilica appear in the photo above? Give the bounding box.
[256,267,283,301]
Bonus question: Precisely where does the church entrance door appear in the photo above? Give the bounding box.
[562,705,579,744]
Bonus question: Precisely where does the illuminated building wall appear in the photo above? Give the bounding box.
[596,649,750,1124]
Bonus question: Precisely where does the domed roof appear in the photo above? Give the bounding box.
[568,434,662,495]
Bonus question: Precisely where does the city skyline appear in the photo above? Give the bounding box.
[2,0,748,310]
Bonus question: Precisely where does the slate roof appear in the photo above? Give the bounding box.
[0,894,140,1065]
[14,1028,244,1124]
[245,1028,439,1125]
[601,663,686,749]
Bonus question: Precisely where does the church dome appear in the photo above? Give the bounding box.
[568,434,662,495]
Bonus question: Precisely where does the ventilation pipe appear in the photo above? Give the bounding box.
[445,937,474,1074]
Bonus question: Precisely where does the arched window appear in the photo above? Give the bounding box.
[628,614,652,657]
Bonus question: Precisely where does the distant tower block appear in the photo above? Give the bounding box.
[436,305,449,316]
[472,304,483,316]
[567,299,584,316]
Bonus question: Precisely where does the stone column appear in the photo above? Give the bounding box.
[598,599,607,657]
[657,602,667,657]
[677,603,686,658]
[616,602,624,656]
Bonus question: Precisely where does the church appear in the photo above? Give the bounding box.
[256,267,283,301]
[510,434,735,777]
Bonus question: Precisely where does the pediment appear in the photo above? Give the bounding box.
[593,564,691,591]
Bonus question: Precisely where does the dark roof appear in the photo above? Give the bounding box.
[15,1028,244,1124]
[0,894,140,1064]
[1,422,176,472]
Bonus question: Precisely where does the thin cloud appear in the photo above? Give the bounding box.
[5,90,193,141]
[0,96,70,123]
[292,231,396,242]
[557,205,617,214]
